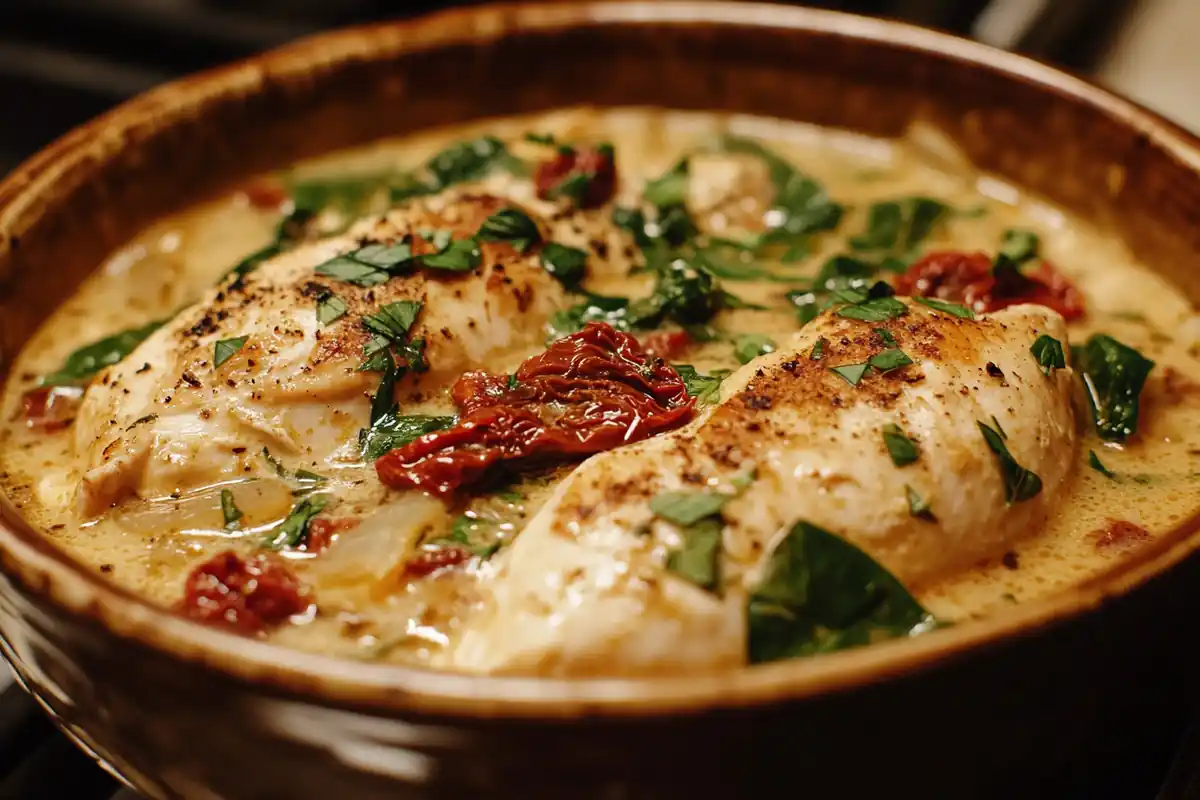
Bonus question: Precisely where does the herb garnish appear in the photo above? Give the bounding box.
[810,338,827,360]
[1030,334,1066,376]
[873,328,898,347]
[213,336,247,368]
[716,136,844,238]
[539,242,588,289]
[747,520,935,663]
[650,491,732,527]
[849,197,948,263]
[882,423,919,467]
[992,228,1040,280]
[905,485,935,520]
[358,301,426,375]
[650,475,754,592]
[978,420,1043,504]
[359,412,456,461]
[420,238,482,272]
[837,295,908,322]
[220,488,243,530]
[39,319,165,386]
[912,296,976,319]
[673,364,731,406]
[263,494,330,550]
[315,290,348,325]
[261,447,327,494]
[315,241,412,286]
[362,301,422,342]
[829,362,870,386]
[734,334,776,365]
[1088,449,1116,480]
[1074,334,1155,442]
[869,348,913,373]
[476,208,541,254]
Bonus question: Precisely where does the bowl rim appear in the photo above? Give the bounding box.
[2,0,1200,719]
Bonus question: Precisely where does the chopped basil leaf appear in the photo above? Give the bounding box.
[263,494,330,549]
[978,420,1043,504]
[868,348,913,373]
[213,336,247,368]
[991,228,1041,281]
[39,319,165,386]
[426,136,519,189]
[666,518,722,591]
[1088,449,1116,479]
[912,296,976,318]
[882,423,919,466]
[476,208,541,254]
[420,238,482,272]
[747,520,935,663]
[905,485,934,520]
[524,132,556,145]
[548,173,591,204]
[314,256,391,286]
[220,488,243,530]
[837,296,908,322]
[734,333,776,365]
[1075,334,1155,442]
[643,159,689,208]
[830,362,870,386]
[315,292,348,325]
[353,241,415,269]
[506,373,519,390]
[1031,334,1066,376]
[849,197,948,259]
[992,415,1008,440]
[361,301,422,343]
[650,490,731,527]
[673,364,730,406]
[369,353,397,426]
[359,411,456,461]
[261,447,327,492]
[314,240,417,285]
[810,337,827,360]
[539,242,588,289]
[873,328,898,347]
[547,293,631,339]
[716,136,844,236]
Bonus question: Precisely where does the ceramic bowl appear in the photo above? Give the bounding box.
[2,3,1199,797]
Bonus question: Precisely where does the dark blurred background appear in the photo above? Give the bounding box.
[1,1,1199,798]
[1,0,1198,177]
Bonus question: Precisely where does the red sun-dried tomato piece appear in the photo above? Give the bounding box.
[375,322,694,495]
[21,386,82,431]
[640,330,693,361]
[180,551,311,635]
[241,179,289,210]
[894,250,1085,320]
[534,145,617,208]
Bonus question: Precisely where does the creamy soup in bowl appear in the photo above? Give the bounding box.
[3,106,1197,677]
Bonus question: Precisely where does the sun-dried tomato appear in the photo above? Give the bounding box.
[640,330,693,361]
[894,251,1085,320]
[534,146,616,208]
[21,386,82,431]
[180,551,310,635]
[376,322,694,495]
[241,179,289,210]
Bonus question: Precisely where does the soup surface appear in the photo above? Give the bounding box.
[2,107,1198,676]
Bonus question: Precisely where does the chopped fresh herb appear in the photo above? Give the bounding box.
[1088,449,1116,479]
[912,296,976,318]
[220,488,243,530]
[315,292,348,325]
[359,411,456,461]
[873,328,898,347]
[39,319,165,386]
[315,240,415,286]
[643,159,689,208]
[314,256,391,286]
[882,424,919,467]
[666,518,722,591]
[547,293,632,339]
[353,241,415,268]
[992,228,1040,281]
[361,301,422,344]
[548,173,591,204]
[837,296,908,322]
[716,136,844,236]
[476,208,541,254]
[649,490,731,527]
[213,336,247,368]
[868,348,913,373]
[978,420,1043,504]
[1031,334,1066,376]
[991,415,1008,440]
[673,364,731,406]
[747,520,935,663]
[734,333,776,365]
[1075,334,1155,442]
[830,362,870,386]
[905,485,934,520]
[849,197,948,260]
[426,136,520,189]
[506,373,519,390]
[539,242,588,289]
[524,132,556,145]
[369,355,397,425]
[420,238,482,272]
[261,447,327,493]
[810,337,827,360]
[263,494,330,549]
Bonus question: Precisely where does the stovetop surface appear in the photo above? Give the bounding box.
[0,1,1192,797]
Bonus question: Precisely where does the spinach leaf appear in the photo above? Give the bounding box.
[734,333,776,364]
[643,158,690,209]
[40,319,165,386]
[263,494,330,549]
[1031,334,1066,376]
[261,447,327,494]
[673,364,731,406]
[547,293,632,340]
[849,197,948,260]
[978,420,1043,503]
[716,135,844,237]
[747,520,934,663]
[666,518,722,591]
[359,411,456,461]
[539,242,588,289]
[477,208,541,254]
[1075,334,1155,442]
[426,136,520,189]
[368,354,398,426]
[992,228,1040,281]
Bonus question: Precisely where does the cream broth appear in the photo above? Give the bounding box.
[3,107,1199,673]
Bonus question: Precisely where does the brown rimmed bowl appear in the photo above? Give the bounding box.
[1,3,1200,797]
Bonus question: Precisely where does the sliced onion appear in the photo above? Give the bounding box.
[306,493,448,592]
[113,479,294,537]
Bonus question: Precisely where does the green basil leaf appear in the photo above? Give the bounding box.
[361,301,423,343]
[315,256,391,286]
[734,333,777,365]
[263,494,330,549]
[369,353,398,425]
[747,520,934,664]
[868,348,913,373]
[810,337,827,360]
[673,364,731,406]
[912,296,976,318]
[316,293,348,326]
[666,517,722,591]
[1088,449,1116,480]
[420,238,482,272]
[882,424,919,466]
[905,485,935,520]
[213,336,247,368]
[547,293,631,340]
[716,136,844,236]
[426,136,519,189]
[650,491,731,527]
[643,159,690,208]
[477,208,541,254]
[829,362,870,386]
[849,197,947,257]
[39,319,165,386]
[837,296,908,322]
[261,447,327,492]
[1031,334,1066,376]
[992,228,1041,281]
[220,488,243,530]
[978,420,1043,504]
[540,242,588,289]
[873,327,898,347]
[1075,334,1155,442]
[359,411,456,461]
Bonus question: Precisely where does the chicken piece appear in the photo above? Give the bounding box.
[73,193,568,514]
[447,300,1076,675]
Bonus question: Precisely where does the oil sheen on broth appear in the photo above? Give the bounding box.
[2,107,1197,676]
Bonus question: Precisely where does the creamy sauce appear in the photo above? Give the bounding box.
[3,107,1199,671]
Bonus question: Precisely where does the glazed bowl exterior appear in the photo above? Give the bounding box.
[1,3,1200,798]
